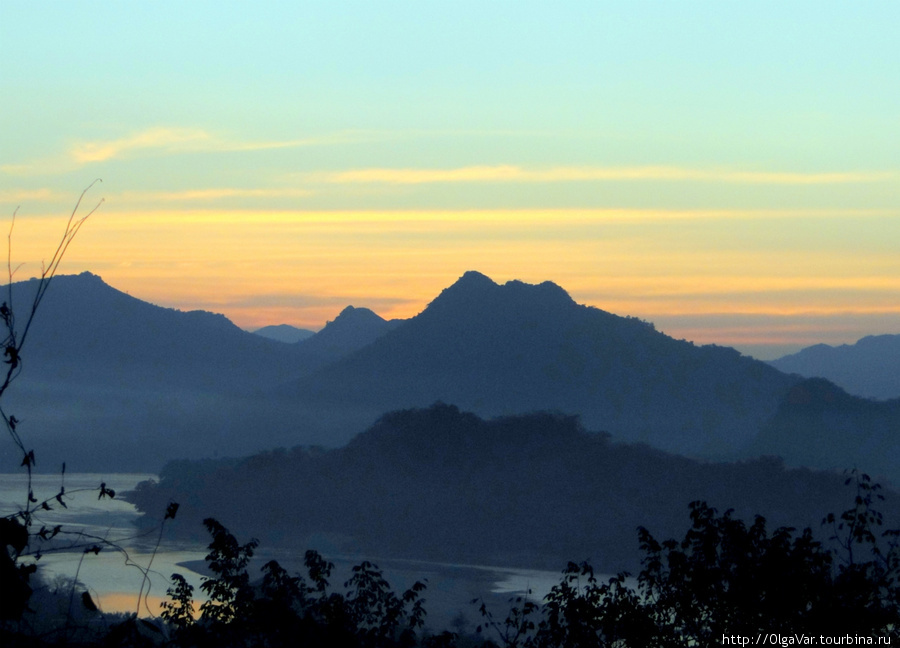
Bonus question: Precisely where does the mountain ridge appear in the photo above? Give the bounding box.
[8,269,900,480]
[769,334,900,400]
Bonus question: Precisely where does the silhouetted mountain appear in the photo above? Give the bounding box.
[289,271,798,457]
[252,324,315,344]
[769,335,900,400]
[4,273,348,471]
[749,378,900,484]
[298,305,401,359]
[129,404,896,573]
[17,272,311,392]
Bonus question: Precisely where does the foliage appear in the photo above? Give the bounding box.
[159,573,194,631]
[0,184,103,630]
[161,517,429,647]
[144,476,900,648]
[473,472,900,647]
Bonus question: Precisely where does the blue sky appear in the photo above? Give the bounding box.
[1,2,899,358]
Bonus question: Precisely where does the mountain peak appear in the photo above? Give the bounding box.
[504,278,574,307]
[436,271,499,299]
[426,271,574,317]
[333,305,385,327]
[457,270,497,286]
[298,305,395,358]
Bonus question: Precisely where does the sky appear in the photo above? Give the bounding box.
[1,2,898,359]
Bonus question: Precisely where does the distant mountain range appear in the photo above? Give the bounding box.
[769,335,900,401]
[252,324,315,344]
[6,270,900,482]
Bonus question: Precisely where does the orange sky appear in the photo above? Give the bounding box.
[4,201,898,359]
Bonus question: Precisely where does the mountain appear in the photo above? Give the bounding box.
[769,335,900,400]
[288,271,798,457]
[17,272,311,393]
[252,324,315,344]
[129,404,897,573]
[2,273,345,471]
[297,305,401,359]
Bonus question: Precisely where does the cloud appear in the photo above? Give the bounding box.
[308,165,897,186]
[318,166,525,184]
[2,128,372,177]
[120,188,313,201]
[71,128,214,163]
[69,128,371,164]
[0,188,66,203]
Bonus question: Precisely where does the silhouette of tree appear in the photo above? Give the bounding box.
[0,184,102,628]
[475,477,900,647]
[160,517,428,647]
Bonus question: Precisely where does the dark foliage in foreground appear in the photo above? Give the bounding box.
[6,471,900,647]
[472,484,900,647]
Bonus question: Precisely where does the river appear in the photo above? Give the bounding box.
[0,473,565,631]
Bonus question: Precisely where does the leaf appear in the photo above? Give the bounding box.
[5,345,19,367]
[98,483,116,499]
[0,518,28,554]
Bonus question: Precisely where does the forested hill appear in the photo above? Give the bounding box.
[128,404,895,573]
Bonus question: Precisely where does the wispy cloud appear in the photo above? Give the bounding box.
[120,188,313,202]
[2,128,373,176]
[70,127,374,163]
[0,188,66,203]
[71,128,214,163]
[308,165,897,186]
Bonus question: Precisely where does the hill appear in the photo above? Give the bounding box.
[769,335,900,400]
[749,378,900,484]
[128,404,896,573]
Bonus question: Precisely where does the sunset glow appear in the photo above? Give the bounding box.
[2,2,898,359]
